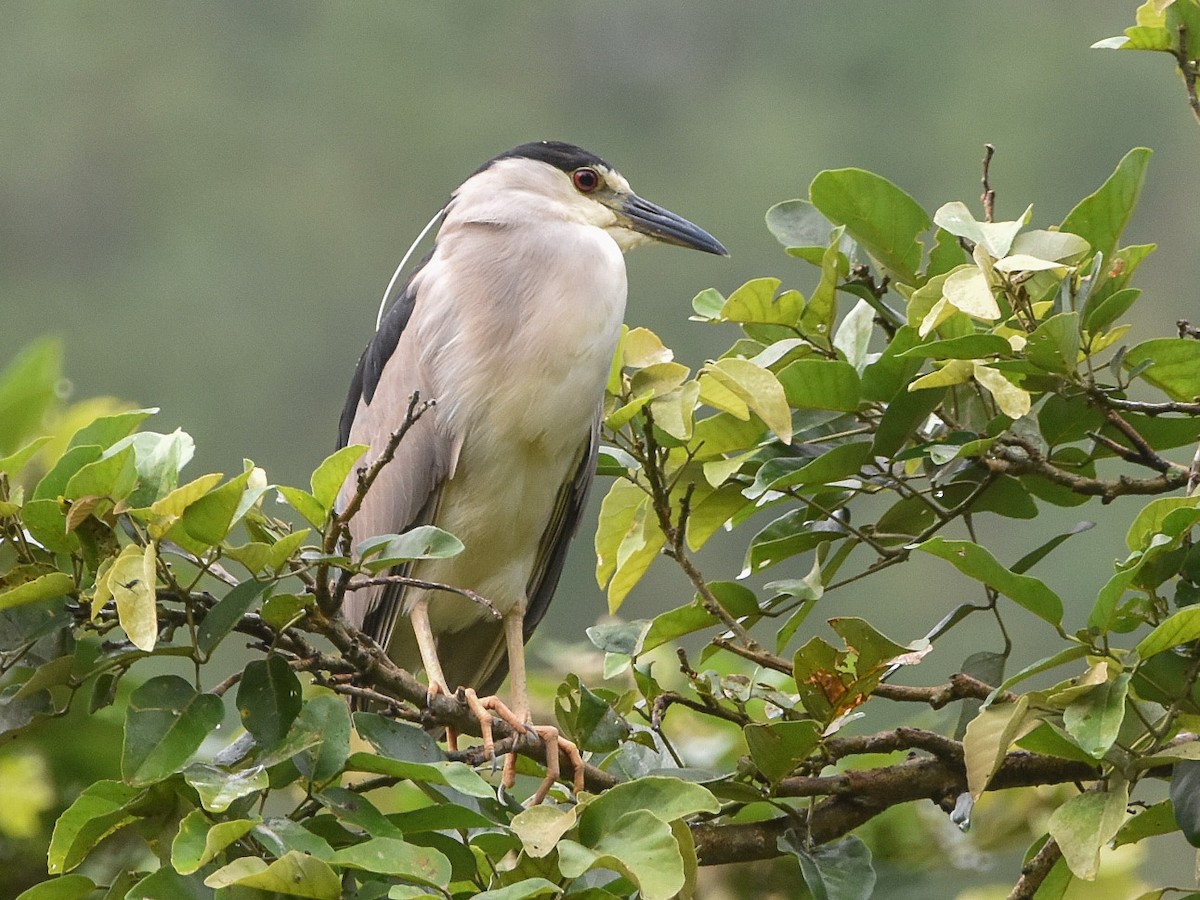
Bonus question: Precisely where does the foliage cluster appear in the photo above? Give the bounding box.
[8,3,1200,897]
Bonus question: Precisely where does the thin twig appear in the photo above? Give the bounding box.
[1173,24,1200,127]
[345,575,499,618]
[981,143,996,222]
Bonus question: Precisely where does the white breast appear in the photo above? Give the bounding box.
[407,218,627,628]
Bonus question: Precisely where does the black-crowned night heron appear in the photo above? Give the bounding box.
[337,140,726,797]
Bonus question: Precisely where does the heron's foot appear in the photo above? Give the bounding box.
[457,691,584,803]
[522,724,585,805]
[425,679,461,751]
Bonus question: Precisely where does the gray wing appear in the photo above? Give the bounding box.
[443,423,600,697]
[337,254,454,652]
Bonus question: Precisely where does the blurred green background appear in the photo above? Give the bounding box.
[2,3,1197,895]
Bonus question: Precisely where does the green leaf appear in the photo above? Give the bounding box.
[171,809,258,875]
[67,408,155,451]
[0,436,51,478]
[557,678,629,752]
[293,694,352,784]
[719,277,804,326]
[1113,799,1177,848]
[691,287,725,319]
[578,775,719,845]
[833,299,875,371]
[33,445,103,501]
[640,602,717,654]
[916,538,1063,625]
[1123,338,1200,402]
[123,868,212,900]
[236,655,302,748]
[746,442,872,499]
[1137,606,1200,659]
[474,879,563,900]
[14,875,97,900]
[46,780,141,874]
[344,752,495,798]
[309,444,368,511]
[195,578,270,658]
[251,817,334,860]
[0,338,62,454]
[330,836,452,886]
[354,712,445,763]
[181,469,253,546]
[1011,521,1095,574]
[621,326,674,368]
[122,675,224,785]
[122,429,197,508]
[781,832,876,900]
[1062,672,1130,759]
[766,198,837,253]
[744,720,821,784]
[777,358,861,412]
[149,472,224,520]
[810,168,930,284]
[357,526,464,572]
[1047,782,1129,880]
[1083,287,1140,334]
[0,571,74,612]
[277,485,326,528]
[1025,312,1081,374]
[594,480,665,613]
[745,509,841,574]
[183,763,269,813]
[559,809,685,900]
[1127,495,1200,551]
[898,333,1012,361]
[203,851,341,898]
[1061,147,1152,264]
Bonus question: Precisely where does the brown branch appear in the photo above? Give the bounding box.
[1087,387,1200,417]
[1007,837,1063,900]
[693,750,1105,867]
[1173,24,1200,127]
[711,639,1010,711]
[1098,407,1184,475]
[307,608,619,794]
[872,673,1013,708]
[711,636,790,674]
[985,438,1188,503]
[823,727,964,765]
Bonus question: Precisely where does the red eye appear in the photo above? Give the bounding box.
[572,167,601,193]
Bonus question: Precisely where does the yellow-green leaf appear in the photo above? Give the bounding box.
[962,696,1033,798]
[907,359,974,392]
[112,542,158,651]
[942,265,1000,321]
[973,364,1031,419]
[622,327,674,368]
[1047,782,1129,881]
[704,358,792,444]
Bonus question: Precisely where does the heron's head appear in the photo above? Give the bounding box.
[451,140,728,256]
